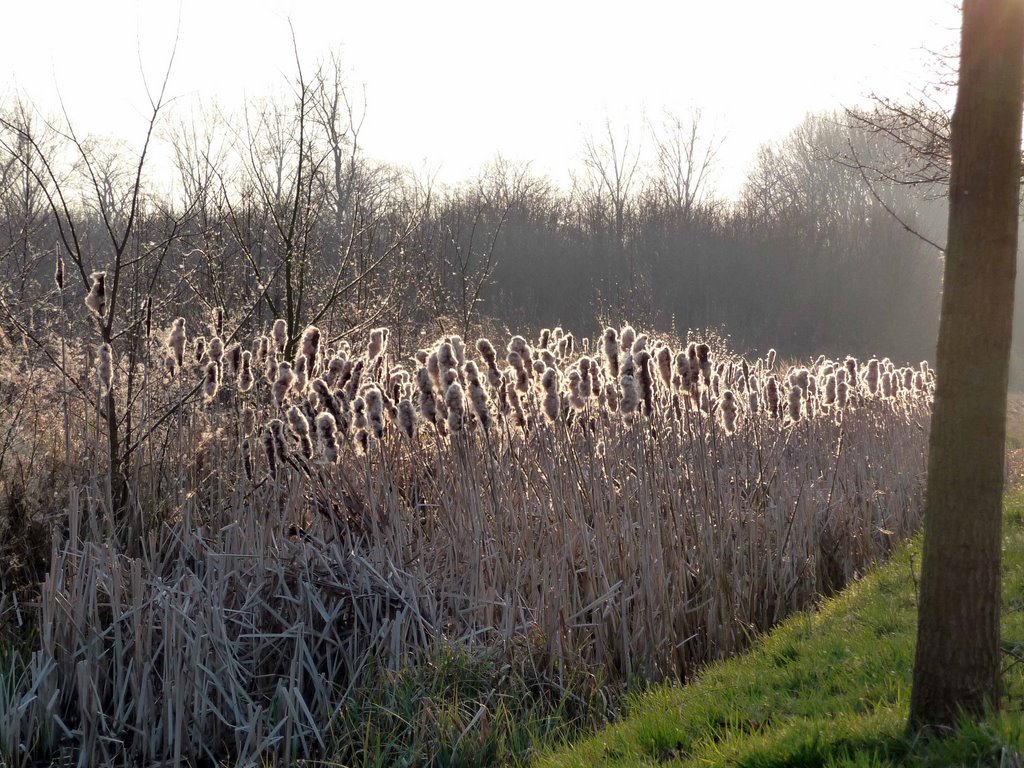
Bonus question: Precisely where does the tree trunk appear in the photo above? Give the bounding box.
[909,0,1024,729]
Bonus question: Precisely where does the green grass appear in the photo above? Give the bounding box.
[538,492,1024,767]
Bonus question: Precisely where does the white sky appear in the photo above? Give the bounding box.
[0,0,960,199]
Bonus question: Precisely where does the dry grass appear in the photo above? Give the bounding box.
[0,320,931,766]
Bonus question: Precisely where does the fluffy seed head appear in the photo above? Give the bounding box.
[603,328,620,379]
[237,351,254,392]
[619,326,636,355]
[271,319,288,353]
[202,361,220,401]
[85,271,106,319]
[619,373,640,416]
[656,346,672,388]
[720,390,738,434]
[225,343,242,375]
[788,385,803,422]
[397,399,416,439]
[287,405,313,459]
[96,343,113,396]
[541,368,560,422]
[167,318,186,368]
[365,387,385,439]
[208,336,224,365]
[366,327,387,361]
[315,412,340,463]
[273,362,294,406]
[445,382,466,433]
[866,359,880,395]
[300,326,322,372]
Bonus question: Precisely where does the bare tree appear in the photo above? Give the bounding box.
[0,47,185,542]
[647,108,722,222]
[910,0,1024,729]
[579,118,642,252]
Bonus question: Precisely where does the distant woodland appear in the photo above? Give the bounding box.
[0,63,986,372]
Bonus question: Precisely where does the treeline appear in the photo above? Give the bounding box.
[0,59,961,370]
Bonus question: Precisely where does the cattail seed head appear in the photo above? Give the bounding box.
[241,437,254,481]
[766,376,780,417]
[238,351,254,392]
[837,380,849,408]
[568,370,586,411]
[293,354,309,394]
[352,396,367,431]
[696,344,712,386]
[866,359,880,396]
[365,387,385,439]
[345,359,364,400]
[445,381,466,433]
[541,368,560,422]
[881,370,893,399]
[96,342,113,396]
[619,325,636,354]
[397,399,416,439]
[167,318,186,369]
[619,373,640,416]
[241,406,257,436]
[354,429,369,456]
[824,374,837,405]
[300,326,322,372]
[603,381,618,412]
[273,362,294,406]
[416,368,438,425]
[287,405,313,459]
[202,361,220,401]
[326,356,345,387]
[845,357,859,389]
[85,271,106,319]
[208,336,224,366]
[720,390,738,434]
[788,385,802,422]
[635,350,654,415]
[448,335,466,364]
[315,412,340,463]
[368,327,388,360]
[193,336,207,367]
[271,319,288,353]
[225,342,242,375]
[256,336,269,365]
[603,328,620,379]
[656,346,672,388]
[262,426,278,475]
[268,418,289,466]
[579,357,594,400]
[508,336,533,373]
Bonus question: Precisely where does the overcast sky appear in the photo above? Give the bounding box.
[0,0,959,199]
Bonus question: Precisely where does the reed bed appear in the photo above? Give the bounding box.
[0,314,932,766]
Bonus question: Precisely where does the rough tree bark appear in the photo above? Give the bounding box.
[909,0,1024,729]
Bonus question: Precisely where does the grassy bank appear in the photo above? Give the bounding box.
[539,492,1024,767]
